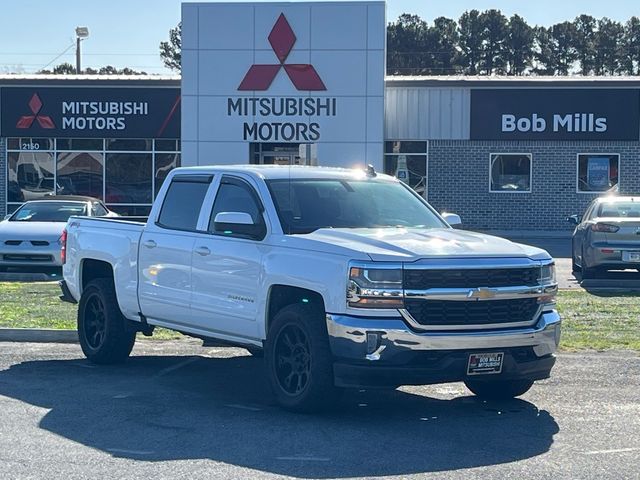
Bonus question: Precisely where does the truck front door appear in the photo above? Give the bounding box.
[190,175,267,340]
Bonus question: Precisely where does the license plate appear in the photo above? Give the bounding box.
[467,352,504,375]
[622,251,640,262]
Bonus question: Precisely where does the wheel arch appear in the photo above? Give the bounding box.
[80,258,114,293]
[265,284,326,336]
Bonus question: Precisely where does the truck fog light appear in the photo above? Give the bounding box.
[366,332,380,354]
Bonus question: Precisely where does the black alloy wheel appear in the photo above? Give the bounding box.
[78,278,136,364]
[274,324,312,395]
[84,293,107,350]
[265,303,340,412]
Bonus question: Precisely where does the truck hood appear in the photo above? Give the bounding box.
[0,220,65,240]
[295,228,550,262]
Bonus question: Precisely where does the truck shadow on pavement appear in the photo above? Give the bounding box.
[0,352,559,477]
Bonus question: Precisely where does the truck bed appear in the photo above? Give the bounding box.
[64,216,146,321]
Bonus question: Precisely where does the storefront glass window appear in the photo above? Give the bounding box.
[490,153,532,193]
[106,138,152,151]
[384,141,427,154]
[577,154,619,193]
[7,151,55,202]
[105,153,153,203]
[6,137,180,214]
[56,138,103,151]
[155,153,180,197]
[56,152,104,198]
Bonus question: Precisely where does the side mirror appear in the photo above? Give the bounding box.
[213,212,265,239]
[3,214,11,221]
[441,212,462,227]
[566,215,581,225]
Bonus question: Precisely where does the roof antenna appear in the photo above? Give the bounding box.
[366,164,377,178]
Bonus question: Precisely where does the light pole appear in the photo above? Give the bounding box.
[75,26,89,74]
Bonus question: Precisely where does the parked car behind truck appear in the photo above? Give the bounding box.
[0,196,115,269]
[61,165,560,412]
[569,196,640,278]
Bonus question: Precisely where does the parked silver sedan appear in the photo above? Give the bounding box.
[0,196,115,269]
[568,196,640,278]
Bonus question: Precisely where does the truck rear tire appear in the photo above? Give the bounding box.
[464,378,534,400]
[265,303,340,412]
[77,278,136,364]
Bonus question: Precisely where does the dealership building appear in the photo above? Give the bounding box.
[2,1,640,230]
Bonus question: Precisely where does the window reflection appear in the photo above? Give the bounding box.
[56,152,104,199]
[106,153,152,203]
[155,153,179,197]
[7,152,55,202]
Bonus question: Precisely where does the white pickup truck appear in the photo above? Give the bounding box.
[61,165,560,411]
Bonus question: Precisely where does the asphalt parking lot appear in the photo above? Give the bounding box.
[0,341,638,479]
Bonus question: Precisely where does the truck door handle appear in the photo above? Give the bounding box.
[195,246,211,256]
[143,240,157,249]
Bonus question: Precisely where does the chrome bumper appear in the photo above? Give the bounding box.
[326,310,561,362]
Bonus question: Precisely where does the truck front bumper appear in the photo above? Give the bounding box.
[326,310,560,388]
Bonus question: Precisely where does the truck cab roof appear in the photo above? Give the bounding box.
[168,165,397,182]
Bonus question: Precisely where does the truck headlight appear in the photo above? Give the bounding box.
[539,263,556,285]
[347,266,404,308]
[538,263,557,308]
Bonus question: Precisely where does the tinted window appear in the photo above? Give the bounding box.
[208,180,263,233]
[598,202,640,218]
[268,179,446,234]
[158,177,212,231]
[10,202,87,222]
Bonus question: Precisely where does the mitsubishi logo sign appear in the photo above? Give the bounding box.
[238,14,326,91]
[16,93,55,129]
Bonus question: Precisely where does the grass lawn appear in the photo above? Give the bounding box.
[0,282,638,351]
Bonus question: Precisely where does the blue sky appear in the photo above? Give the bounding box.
[1,0,638,74]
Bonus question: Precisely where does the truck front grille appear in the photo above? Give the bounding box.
[404,267,539,289]
[404,297,540,328]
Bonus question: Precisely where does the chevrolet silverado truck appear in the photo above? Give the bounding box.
[61,165,560,412]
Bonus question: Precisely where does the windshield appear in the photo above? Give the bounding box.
[267,179,447,234]
[10,202,87,222]
[598,202,640,218]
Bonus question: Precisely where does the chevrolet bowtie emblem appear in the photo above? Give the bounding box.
[467,287,498,300]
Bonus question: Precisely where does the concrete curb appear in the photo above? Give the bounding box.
[0,273,61,282]
[0,328,78,343]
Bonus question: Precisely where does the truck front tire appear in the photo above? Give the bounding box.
[464,378,534,400]
[78,278,136,364]
[265,303,339,412]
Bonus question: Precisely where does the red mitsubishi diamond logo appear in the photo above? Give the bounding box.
[239,14,326,91]
[16,93,55,129]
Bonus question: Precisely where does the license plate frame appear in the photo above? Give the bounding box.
[467,352,504,376]
[622,251,640,262]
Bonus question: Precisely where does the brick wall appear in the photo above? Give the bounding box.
[0,138,5,218]
[428,140,640,231]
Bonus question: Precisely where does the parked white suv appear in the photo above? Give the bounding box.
[61,165,560,411]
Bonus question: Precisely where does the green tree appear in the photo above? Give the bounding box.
[479,9,509,74]
[594,18,625,74]
[430,16,461,74]
[506,14,534,75]
[458,10,484,74]
[387,14,432,75]
[573,15,597,75]
[622,16,640,74]
[534,23,577,75]
[160,22,181,72]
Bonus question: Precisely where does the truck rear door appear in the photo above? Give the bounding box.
[138,174,214,325]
